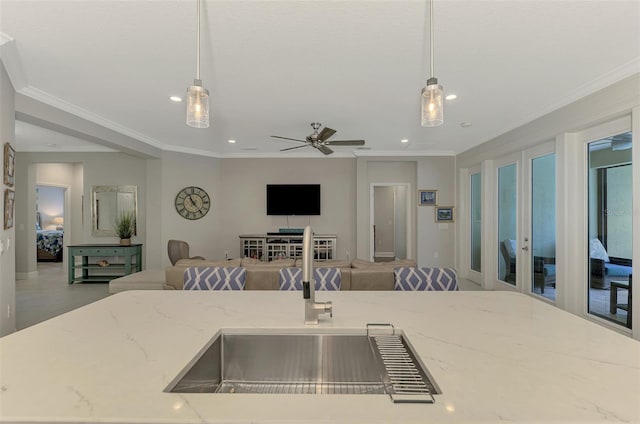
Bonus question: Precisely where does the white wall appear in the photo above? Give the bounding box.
[11,151,457,271]
[416,156,457,267]
[0,62,16,336]
[356,157,456,266]
[15,152,146,275]
[157,152,223,267]
[219,158,357,262]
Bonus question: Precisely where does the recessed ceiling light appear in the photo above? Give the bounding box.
[169,96,183,102]
[228,139,236,144]
[445,94,457,100]
[46,143,58,148]
[401,139,409,143]
[460,121,472,128]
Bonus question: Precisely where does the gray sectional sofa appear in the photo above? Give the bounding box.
[164,257,419,291]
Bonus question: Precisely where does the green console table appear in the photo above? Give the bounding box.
[67,244,142,284]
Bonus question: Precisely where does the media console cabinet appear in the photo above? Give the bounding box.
[239,234,336,262]
[67,244,142,284]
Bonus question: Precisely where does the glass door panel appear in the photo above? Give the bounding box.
[588,132,633,329]
[470,172,482,272]
[530,154,556,300]
[498,163,517,285]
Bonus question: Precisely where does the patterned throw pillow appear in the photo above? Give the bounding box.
[278,267,341,291]
[393,267,458,291]
[184,267,246,290]
[589,238,610,262]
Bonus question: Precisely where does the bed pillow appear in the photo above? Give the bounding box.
[589,238,610,262]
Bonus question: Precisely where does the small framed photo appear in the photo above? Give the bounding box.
[4,142,15,187]
[4,189,15,230]
[435,206,455,223]
[418,189,438,206]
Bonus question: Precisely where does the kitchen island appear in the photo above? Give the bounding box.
[1,290,639,423]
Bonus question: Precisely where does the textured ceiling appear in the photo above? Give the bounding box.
[2,0,639,157]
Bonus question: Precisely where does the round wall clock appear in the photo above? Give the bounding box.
[175,186,211,220]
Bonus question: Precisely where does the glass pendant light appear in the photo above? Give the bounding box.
[186,0,209,128]
[421,0,444,127]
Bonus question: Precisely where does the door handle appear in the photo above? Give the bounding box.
[521,246,529,251]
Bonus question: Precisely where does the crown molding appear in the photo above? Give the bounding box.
[487,58,640,149]
[15,145,117,153]
[18,86,168,150]
[0,33,28,90]
[162,144,223,159]
[352,149,456,157]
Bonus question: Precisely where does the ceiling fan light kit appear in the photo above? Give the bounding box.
[421,0,444,127]
[186,0,210,129]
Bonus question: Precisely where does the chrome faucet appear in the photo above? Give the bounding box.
[302,225,332,324]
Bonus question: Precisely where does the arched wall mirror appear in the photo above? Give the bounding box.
[91,185,137,237]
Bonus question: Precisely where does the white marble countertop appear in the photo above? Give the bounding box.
[1,291,639,423]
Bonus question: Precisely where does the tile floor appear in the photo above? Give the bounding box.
[16,262,110,330]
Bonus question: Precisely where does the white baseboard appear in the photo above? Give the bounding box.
[16,271,38,280]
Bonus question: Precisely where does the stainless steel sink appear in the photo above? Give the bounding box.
[166,327,440,403]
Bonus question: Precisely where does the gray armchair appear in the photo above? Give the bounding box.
[168,240,205,265]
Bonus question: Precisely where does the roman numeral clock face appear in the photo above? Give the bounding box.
[175,186,211,220]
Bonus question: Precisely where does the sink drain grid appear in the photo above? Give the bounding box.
[372,335,435,403]
[217,381,386,395]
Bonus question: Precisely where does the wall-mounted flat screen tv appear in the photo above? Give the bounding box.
[266,184,321,215]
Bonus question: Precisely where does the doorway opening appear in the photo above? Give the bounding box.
[35,184,66,264]
[370,183,411,262]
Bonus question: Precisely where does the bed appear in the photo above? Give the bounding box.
[36,212,64,262]
[37,230,64,262]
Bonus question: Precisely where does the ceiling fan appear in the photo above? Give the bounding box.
[271,122,365,155]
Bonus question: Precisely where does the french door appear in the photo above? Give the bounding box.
[494,146,556,296]
[522,142,557,302]
[495,155,520,289]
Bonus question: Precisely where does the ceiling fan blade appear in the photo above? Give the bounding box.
[317,127,337,142]
[325,140,365,146]
[271,135,307,143]
[280,145,310,152]
[317,145,334,155]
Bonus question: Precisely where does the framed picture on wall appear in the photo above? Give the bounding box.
[4,189,15,229]
[435,206,455,223]
[4,142,16,187]
[418,189,438,206]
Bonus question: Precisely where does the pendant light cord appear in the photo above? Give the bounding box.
[196,0,201,80]
[429,0,434,79]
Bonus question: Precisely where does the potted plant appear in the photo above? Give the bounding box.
[114,211,136,246]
